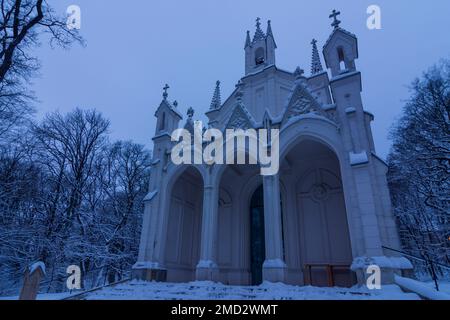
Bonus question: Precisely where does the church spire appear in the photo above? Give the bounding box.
[310,39,323,75]
[209,80,222,110]
[253,17,265,42]
[245,18,276,75]
[245,30,251,48]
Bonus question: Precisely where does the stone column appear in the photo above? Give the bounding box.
[132,190,168,282]
[196,184,220,281]
[352,167,384,257]
[262,174,286,282]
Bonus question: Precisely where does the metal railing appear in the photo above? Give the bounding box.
[382,246,450,292]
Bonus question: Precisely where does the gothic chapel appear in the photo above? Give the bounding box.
[133,11,411,287]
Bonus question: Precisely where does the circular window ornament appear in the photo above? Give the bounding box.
[311,183,329,201]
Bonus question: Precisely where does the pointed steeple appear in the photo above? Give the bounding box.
[209,80,222,110]
[253,17,265,42]
[310,39,323,75]
[245,30,251,48]
[266,20,273,38]
[266,20,277,48]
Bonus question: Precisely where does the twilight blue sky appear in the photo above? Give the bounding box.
[33,0,450,159]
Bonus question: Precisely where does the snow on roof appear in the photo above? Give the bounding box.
[349,151,369,166]
[323,27,357,50]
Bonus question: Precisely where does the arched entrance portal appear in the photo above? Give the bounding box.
[165,166,203,282]
[280,139,355,287]
[249,185,265,285]
[216,163,262,285]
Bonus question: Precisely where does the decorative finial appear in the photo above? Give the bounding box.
[310,39,323,75]
[236,91,243,102]
[235,80,245,91]
[187,107,194,118]
[294,66,305,79]
[245,30,251,48]
[267,20,272,31]
[235,80,244,101]
[266,20,274,38]
[209,80,222,110]
[163,84,170,100]
[253,17,265,42]
[329,9,341,29]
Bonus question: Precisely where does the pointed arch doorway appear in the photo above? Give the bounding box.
[250,185,265,285]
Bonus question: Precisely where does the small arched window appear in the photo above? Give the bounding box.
[159,112,166,131]
[255,47,265,65]
[337,47,346,71]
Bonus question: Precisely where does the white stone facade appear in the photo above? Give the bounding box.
[133,15,405,287]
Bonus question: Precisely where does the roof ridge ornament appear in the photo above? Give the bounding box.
[235,80,244,102]
[294,66,305,79]
[329,9,341,29]
[187,107,194,118]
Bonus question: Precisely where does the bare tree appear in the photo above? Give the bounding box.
[34,108,109,224]
[93,141,151,282]
[388,59,450,276]
[0,108,152,294]
[0,0,83,138]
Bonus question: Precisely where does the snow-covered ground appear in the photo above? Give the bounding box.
[426,281,450,295]
[68,280,420,300]
[5,280,450,300]
[394,276,450,300]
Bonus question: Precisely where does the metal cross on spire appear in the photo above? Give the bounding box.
[256,17,261,29]
[329,9,341,29]
[163,84,170,100]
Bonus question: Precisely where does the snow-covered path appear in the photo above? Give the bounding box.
[70,280,420,300]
